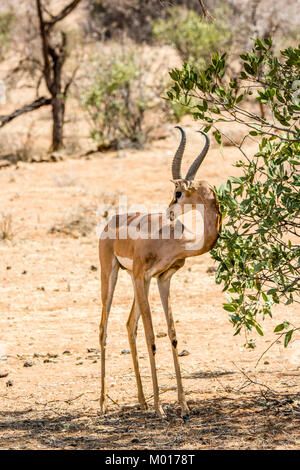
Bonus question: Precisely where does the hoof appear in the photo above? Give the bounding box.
[155,406,166,419]
[181,413,190,421]
[100,399,107,415]
[139,402,148,411]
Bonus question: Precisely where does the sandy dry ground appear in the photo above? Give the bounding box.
[0,129,299,449]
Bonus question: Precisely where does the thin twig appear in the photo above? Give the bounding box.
[232,361,277,394]
[107,394,121,407]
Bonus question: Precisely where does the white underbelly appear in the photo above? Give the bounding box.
[116,256,133,271]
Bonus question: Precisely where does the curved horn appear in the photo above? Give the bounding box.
[172,126,186,180]
[185,130,210,181]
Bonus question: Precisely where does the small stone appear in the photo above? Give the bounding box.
[22,270,27,275]
[30,155,42,163]
[63,350,71,355]
[23,361,33,367]
[49,152,65,162]
[86,354,100,359]
[6,266,11,270]
[6,380,13,387]
[90,265,98,271]
[206,266,218,274]
[264,360,270,365]
[121,349,130,355]
[178,350,190,357]
[131,438,139,443]
[0,160,11,169]
[0,372,9,378]
[156,332,167,338]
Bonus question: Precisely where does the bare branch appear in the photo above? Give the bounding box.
[0,96,51,128]
[44,0,82,30]
[283,277,300,293]
[63,65,79,97]
[36,0,53,93]
[232,362,276,394]
[35,73,44,98]
[198,0,214,22]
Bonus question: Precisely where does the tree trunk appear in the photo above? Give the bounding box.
[51,95,65,151]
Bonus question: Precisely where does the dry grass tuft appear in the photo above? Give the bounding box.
[49,205,96,238]
[0,213,14,241]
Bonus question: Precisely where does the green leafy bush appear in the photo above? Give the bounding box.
[153,5,232,71]
[82,48,163,149]
[0,10,15,58]
[164,100,191,123]
[167,38,300,348]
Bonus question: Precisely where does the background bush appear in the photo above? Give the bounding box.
[86,0,207,43]
[82,47,166,149]
[0,10,14,59]
[153,5,232,71]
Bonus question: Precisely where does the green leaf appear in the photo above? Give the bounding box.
[255,325,264,336]
[263,37,272,46]
[284,330,293,347]
[213,129,222,145]
[274,323,285,332]
[223,303,237,312]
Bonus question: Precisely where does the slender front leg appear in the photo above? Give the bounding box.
[126,297,148,410]
[99,256,119,413]
[133,276,165,418]
[157,276,189,418]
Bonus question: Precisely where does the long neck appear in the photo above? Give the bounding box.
[181,192,221,258]
[204,193,222,251]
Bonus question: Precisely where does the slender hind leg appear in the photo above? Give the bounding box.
[157,275,189,418]
[99,255,119,413]
[126,278,150,410]
[133,276,165,418]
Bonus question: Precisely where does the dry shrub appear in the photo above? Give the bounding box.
[0,213,14,241]
[85,0,204,43]
[81,45,168,150]
[49,205,96,239]
[0,122,41,163]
